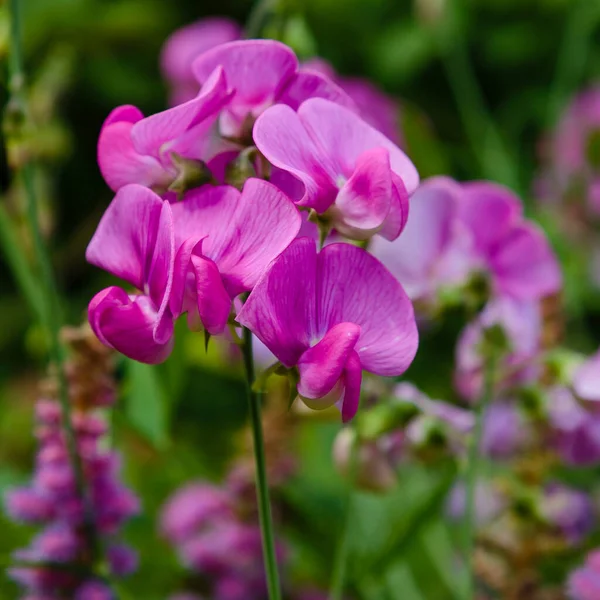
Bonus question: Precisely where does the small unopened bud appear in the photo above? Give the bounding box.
[333,428,400,493]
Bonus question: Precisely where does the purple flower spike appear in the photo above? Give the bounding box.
[237,238,418,421]
[87,180,300,363]
[160,18,242,106]
[254,98,419,240]
[192,40,356,138]
[97,67,232,192]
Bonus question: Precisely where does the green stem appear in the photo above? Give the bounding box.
[8,0,99,564]
[463,359,495,600]
[241,327,282,600]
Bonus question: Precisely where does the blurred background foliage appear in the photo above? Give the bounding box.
[2,0,600,598]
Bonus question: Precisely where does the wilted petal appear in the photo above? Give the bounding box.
[297,322,361,399]
[88,287,174,364]
[317,243,418,375]
[86,185,164,290]
[236,238,318,367]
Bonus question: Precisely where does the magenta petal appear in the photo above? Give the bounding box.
[298,98,419,194]
[170,237,204,318]
[297,322,361,399]
[334,147,392,238]
[189,254,231,335]
[278,69,357,111]
[253,104,338,212]
[192,40,297,115]
[236,238,318,367]
[491,223,562,299]
[378,173,409,241]
[97,120,167,192]
[103,105,144,127]
[317,243,418,376]
[131,66,230,159]
[339,350,362,423]
[86,185,164,290]
[88,287,173,364]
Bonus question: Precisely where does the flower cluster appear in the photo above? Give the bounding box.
[89,35,421,422]
[4,326,139,599]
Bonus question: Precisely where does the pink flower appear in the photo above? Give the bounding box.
[568,550,600,600]
[160,18,241,106]
[87,180,300,363]
[237,238,418,421]
[97,67,232,192]
[253,98,419,241]
[192,40,356,138]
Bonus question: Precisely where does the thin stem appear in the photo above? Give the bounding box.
[464,359,495,600]
[7,0,99,563]
[241,327,282,600]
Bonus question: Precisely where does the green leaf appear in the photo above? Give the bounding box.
[124,359,169,449]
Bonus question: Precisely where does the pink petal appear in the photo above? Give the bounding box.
[103,105,144,127]
[573,351,600,403]
[491,223,562,299]
[131,66,231,159]
[188,255,231,335]
[297,322,361,399]
[88,287,174,364]
[252,104,338,212]
[192,40,297,119]
[317,243,418,376]
[97,119,167,192]
[236,238,318,367]
[459,181,522,253]
[339,350,362,423]
[298,98,419,194]
[333,147,393,239]
[278,69,357,111]
[160,18,241,86]
[377,173,409,241]
[86,185,165,290]
[170,237,204,318]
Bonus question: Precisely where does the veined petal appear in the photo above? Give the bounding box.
[86,185,164,290]
[192,40,297,116]
[491,223,562,299]
[213,178,302,296]
[278,69,357,111]
[97,120,167,192]
[317,243,418,376]
[297,322,361,399]
[88,287,174,364]
[252,104,338,212]
[236,238,318,367]
[297,98,419,194]
[189,254,231,335]
[131,66,231,159]
[339,350,362,423]
[378,173,409,241]
[333,147,392,239]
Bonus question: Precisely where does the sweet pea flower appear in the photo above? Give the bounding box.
[481,401,527,459]
[87,179,300,363]
[160,18,241,106]
[97,67,232,193]
[254,98,419,240]
[236,238,418,421]
[192,40,356,139]
[371,177,474,301]
[541,483,594,545]
[568,549,600,600]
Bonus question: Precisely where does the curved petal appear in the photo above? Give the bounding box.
[316,243,418,376]
[86,185,164,290]
[192,40,297,116]
[213,178,302,296]
[297,322,361,399]
[278,69,357,111]
[491,223,562,299]
[333,147,392,239]
[170,237,204,318]
[103,105,144,127]
[338,350,362,423]
[378,173,409,241]
[252,104,338,212]
[297,98,419,194]
[459,181,522,253]
[236,238,317,367]
[88,287,174,364]
[97,121,167,192]
[131,66,231,159]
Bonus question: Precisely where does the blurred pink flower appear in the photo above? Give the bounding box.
[568,549,600,600]
[237,238,418,421]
